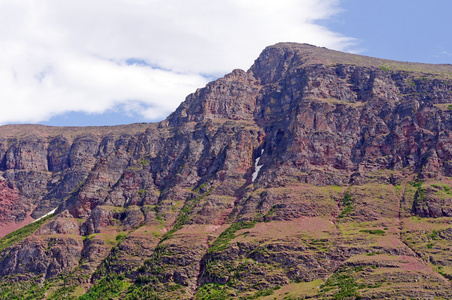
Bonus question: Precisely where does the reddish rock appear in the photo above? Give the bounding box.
[0,43,452,298]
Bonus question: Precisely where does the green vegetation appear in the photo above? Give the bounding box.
[80,274,131,300]
[193,181,209,193]
[410,180,427,209]
[195,284,231,300]
[123,284,162,300]
[48,285,78,299]
[338,191,354,219]
[208,220,256,253]
[258,280,323,300]
[432,184,452,196]
[70,178,87,195]
[413,187,426,207]
[442,184,452,194]
[410,180,423,188]
[116,231,127,243]
[0,273,81,300]
[359,229,386,235]
[320,267,366,299]
[160,188,214,242]
[125,268,184,299]
[125,188,218,297]
[0,214,53,253]
[0,280,48,300]
[127,166,142,171]
[263,204,284,221]
[242,287,280,299]
[137,188,147,196]
[139,157,150,166]
[307,238,333,253]
[435,266,452,280]
[428,230,440,240]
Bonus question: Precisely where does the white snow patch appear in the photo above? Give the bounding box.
[33,207,57,223]
[252,150,264,182]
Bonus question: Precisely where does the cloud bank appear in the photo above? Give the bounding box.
[0,0,354,124]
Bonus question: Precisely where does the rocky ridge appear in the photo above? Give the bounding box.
[0,43,452,299]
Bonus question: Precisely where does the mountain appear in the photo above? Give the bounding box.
[1,43,452,299]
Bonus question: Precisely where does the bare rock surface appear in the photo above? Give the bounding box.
[1,43,452,298]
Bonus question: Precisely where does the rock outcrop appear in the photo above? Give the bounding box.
[1,43,452,299]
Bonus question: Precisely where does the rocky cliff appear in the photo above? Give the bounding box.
[1,43,452,299]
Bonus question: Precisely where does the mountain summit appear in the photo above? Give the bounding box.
[1,43,452,299]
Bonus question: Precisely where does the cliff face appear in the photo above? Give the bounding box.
[1,43,452,299]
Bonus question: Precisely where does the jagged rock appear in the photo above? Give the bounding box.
[0,43,452,298]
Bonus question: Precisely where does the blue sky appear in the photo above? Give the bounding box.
[0,0,450,127]
[327,0,452,64]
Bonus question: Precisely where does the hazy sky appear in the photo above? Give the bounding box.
[0,0,450,126]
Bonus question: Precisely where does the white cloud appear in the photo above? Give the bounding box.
[0,0,354,124]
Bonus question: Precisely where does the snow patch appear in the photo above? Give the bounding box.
[33,207,57,223]
[252,149,264,182]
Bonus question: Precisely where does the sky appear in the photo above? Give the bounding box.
[0,0,450,127]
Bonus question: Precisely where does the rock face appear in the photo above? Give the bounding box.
[1,43,452,299]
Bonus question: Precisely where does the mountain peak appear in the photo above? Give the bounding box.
[250,42,452,83]
[1,43,452,299]
[168,42,452,127]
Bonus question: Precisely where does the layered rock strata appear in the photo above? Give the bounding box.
[0,43,452,299]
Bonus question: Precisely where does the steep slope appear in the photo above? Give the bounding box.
[1,43,452,299]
